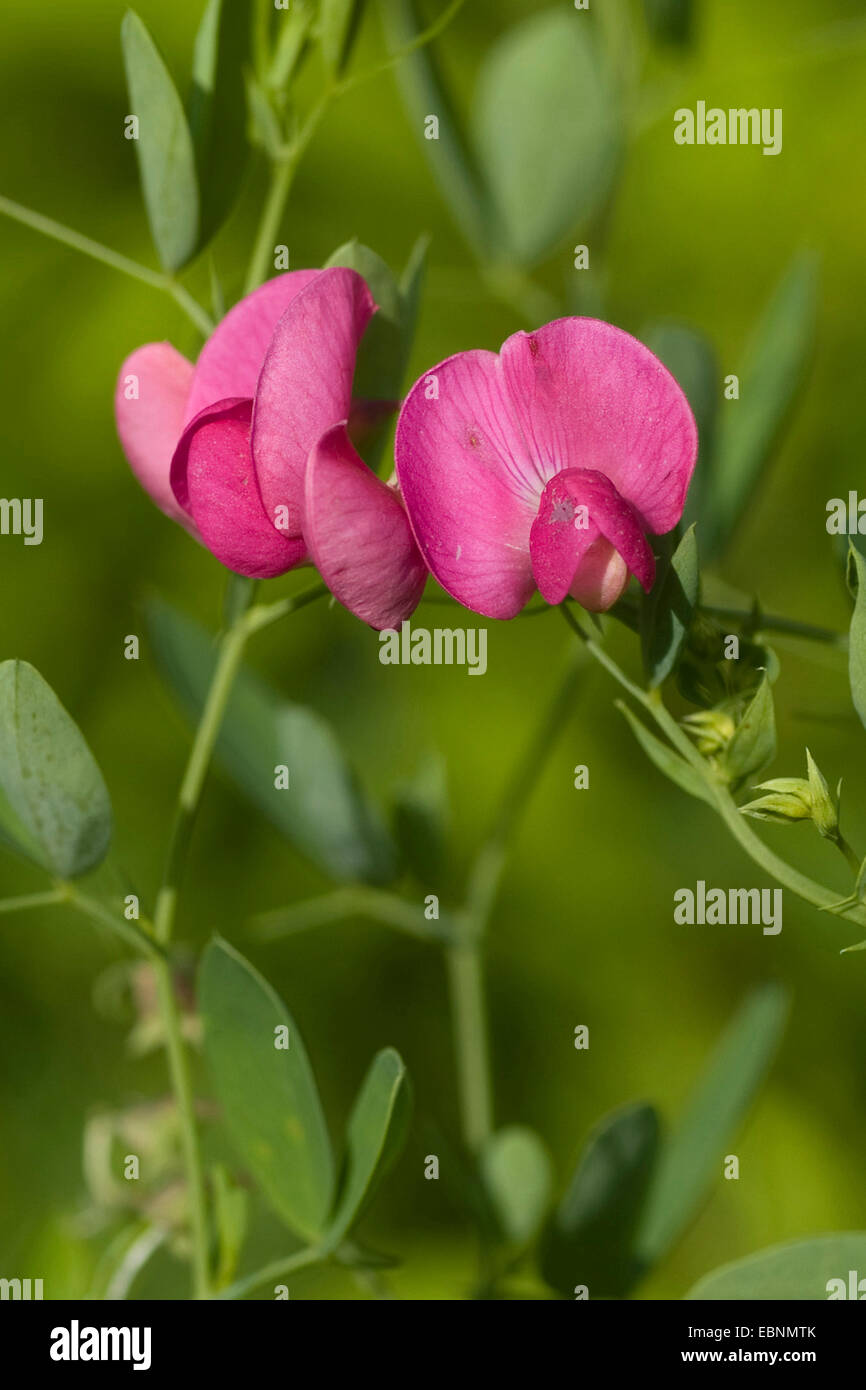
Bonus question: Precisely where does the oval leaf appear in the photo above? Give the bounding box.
[199,938,334,1241]
[687,1233,866,1300]
[320,0,365,76]
[268,1,315,92]
[147,599,396,884]
[636,983,788,1269]
[540,1102,659,1299]
[121,10,200,273]
[328,1047,412,1242]
[324,240,405,402]
[0,660,111,879]
[480,1126,553,1247]
[472,8,621,266]
[392,752,449,888]
[642,323,718,532]
[188,0,251,250]
[720,674,776,790]
[380,0,492,256]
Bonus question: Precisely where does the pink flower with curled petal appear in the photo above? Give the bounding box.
[395,318,698,618]
[114,267,427,629]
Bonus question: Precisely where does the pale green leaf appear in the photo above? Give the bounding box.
[472,8,621,265]
[480,1126,553,1247]
[199,938,334,1241]
[328,1047,411,1241]
[541,1102,659,1298]
[687,1233,866,1300]
[636,983,788,1268]
[121,10,200,272]
[0,660,111,879]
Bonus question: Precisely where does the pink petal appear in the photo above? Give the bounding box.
[252,267,377,537]
[184,270,320,426]
[394,350,538,620]
[305,424,427,630]
[529,468,655,608]
[500,318,698,535]
[115,342,195,527]
[171,399,304,578]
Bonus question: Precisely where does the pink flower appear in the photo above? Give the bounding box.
[115,268,427,629]
[395,318,698,618]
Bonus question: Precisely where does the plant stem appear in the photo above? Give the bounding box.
[243,156,296,297]
[0,195,213,337]
[702,604,846,650]
[445,939,493,1153]
[67,886,164,960]
[253,883,456,943]
[446,649,586,1155]
[243,93,332,296]
[559,605,866,932]
[153,956,210,1300]
[0,888,66,914]
[216,1245,329,1301]
[152,609,255,948]
[152,579,329,949]
[149,590,256,1301]
[149,578,328,1299]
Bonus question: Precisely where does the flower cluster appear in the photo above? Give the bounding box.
[116,270,698,626]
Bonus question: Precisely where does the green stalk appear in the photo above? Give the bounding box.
[154,956,210,1300]
[216,1245,329,1301]
[152,609,255,948]
[0,888,67,914]
[559,604,866,931]
[149,579,326,1299]
[445,937,494,1153]
[0,195,213,337]
[243,93,332,296]
[447,649,585,1155]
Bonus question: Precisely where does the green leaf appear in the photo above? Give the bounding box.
[328,1048,412,1241]
[480,1126,553,1247]
[847,546,866,733]
[642,525,700,687]
[642,323,718,531]
[147,599,396,884]
[199,938,334,1241]
[471,8,621,266]
[540,1102,659,1299]
[320,0,365,76]
[188,0,251,249]
[0,660,112,879]
[324,240,405,400]
[268,0,315,91]
[380,0,492,257]
[617,702,715,806]
[720,673,776,790]
[687,1233,866,1300]
[121,10,200,273]
[636,983,788,1269]
[392,753,449,888]
[399,234,430,363]
[643,0,694,47]
[703,253,819,560]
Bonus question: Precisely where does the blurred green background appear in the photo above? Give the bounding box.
[1,0,866,1298]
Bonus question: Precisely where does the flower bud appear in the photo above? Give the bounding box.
[739,749,840,840]
[681,707,737,756]
[805,748,839,841]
